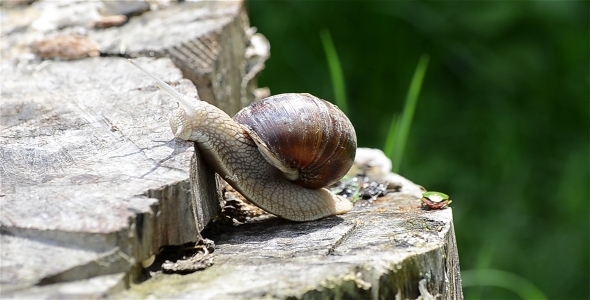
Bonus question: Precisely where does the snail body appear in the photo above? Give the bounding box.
[129,60,355,221]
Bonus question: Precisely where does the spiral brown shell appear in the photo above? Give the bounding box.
[233,93,357,189]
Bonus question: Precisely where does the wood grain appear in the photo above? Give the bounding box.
[117,193,463,299]
[0,57,198,293]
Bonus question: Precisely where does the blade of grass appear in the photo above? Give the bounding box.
[462,269,548,300]
[383,113,400,157]
[387,54,429,173]
[320,29,348,114]
[470,243,498,299]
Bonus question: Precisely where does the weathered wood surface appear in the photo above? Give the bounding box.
[1,1,262,296]
[88,0,262,116]
[117,186,462,299]
[2,1,263,116]
[0,57,193,293]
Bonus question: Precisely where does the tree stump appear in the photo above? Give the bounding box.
[0,1,462,299]
[117,188,463,299]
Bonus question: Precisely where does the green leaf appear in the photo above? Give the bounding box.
[383,113,399,161]
[320,29,348,115]
[388,54,429,173]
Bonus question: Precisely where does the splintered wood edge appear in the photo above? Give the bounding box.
[91,0,258,116]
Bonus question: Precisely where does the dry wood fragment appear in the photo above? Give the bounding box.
[30,35,100,60]
[91,15,128,29]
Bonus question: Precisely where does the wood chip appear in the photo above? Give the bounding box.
[91,15,128,29]
[30,35,100,60]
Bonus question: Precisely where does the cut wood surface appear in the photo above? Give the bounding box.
[117,190,463,299]
[89,0,259,116]
[1,57,198,294]
[1,1,260,296]
[1,0,261,115]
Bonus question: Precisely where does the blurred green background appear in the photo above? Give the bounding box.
[247,1,589,299]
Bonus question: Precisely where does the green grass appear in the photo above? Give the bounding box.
[319,29,348,115]
[320,29,430,174]
[462,269,548,299]
[384,54,429,173]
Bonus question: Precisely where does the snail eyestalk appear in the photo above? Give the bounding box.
[127,59,195,113]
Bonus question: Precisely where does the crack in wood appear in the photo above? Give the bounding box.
[326,219,359,256]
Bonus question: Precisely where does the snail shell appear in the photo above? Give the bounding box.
[234,93,357,189]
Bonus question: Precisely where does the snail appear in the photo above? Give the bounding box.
[129,60,356,221]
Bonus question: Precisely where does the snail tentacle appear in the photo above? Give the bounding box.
[128,60,195,114]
